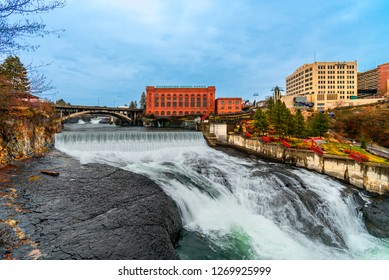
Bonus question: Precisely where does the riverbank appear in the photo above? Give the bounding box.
[0,149,182,260]
[224,134,389,195]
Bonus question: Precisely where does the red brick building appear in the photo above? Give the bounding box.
[378,62,389,96]
[145,86,216,117]
[215,97,242,115]
[358,62,389,96]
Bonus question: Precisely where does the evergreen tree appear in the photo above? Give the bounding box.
[140,92,146,109]
[129,101,136,109]
[253,108,269,135]
[294,109,306,138]
[0,56,30,96]
[310,112,330,137]
[0,73,18,111]
[267,99,290,137]
[134,101,138,109]
[267,97,274,112]
[56,98,71,106]
[285,109,296,139]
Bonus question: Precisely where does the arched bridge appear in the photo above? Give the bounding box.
[55,105,143,124]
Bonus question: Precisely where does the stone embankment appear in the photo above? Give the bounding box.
[226,134,389,195]
[0,150,182,260]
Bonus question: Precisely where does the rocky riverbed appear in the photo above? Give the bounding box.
[0,150,182,260]
[1,146,389,260]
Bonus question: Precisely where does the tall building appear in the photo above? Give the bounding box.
[285,61,358,110]
[215,97,242,115]
[145,86,216,117]
[358,62,389,97]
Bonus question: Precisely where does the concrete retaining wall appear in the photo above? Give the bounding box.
[210,124,227,142]
[227,134,389,195]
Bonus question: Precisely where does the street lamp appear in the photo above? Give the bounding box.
[253,93,259,107]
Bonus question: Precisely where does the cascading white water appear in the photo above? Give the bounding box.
[90,117,102,124]
[55,129,389,259]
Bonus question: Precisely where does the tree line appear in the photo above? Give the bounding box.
[128,92,146,109]
[253,98,330,139]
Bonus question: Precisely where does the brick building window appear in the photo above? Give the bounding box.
[167,94,171,107]
[197,94,201,108]
[173,94,177,108]
[179,94,183,107]
[190,94,195,107]
[161,94,165,107]
[185,94,189,107]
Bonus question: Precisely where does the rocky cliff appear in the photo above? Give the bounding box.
[0,112,59,166]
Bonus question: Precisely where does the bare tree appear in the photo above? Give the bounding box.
[26,61,55,95]
[0,0,65,54]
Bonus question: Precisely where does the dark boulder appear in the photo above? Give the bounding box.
[2,150,182,259]
[362,198,389,238]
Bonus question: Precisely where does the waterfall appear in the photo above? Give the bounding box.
[55,129,389,259]
[55,130,206,152]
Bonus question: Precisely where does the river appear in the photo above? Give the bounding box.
[55,123,389,259]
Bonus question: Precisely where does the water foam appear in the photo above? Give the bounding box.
[55,129,389,259]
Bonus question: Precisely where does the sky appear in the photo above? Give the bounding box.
[16,0,389,107]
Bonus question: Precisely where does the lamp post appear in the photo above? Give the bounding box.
[253,93,258,107]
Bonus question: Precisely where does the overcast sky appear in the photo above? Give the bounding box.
[18,0,389,107]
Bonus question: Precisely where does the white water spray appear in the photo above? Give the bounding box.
[55,130,389,259]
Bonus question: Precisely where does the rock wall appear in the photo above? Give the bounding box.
[0,117,59,166]
[227,135,389,195]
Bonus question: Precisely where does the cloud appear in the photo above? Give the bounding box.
[16,0,389,105]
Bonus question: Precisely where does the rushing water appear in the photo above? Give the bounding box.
[55,127,389,259]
